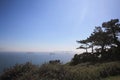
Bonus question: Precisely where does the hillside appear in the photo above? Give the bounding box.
[0,61,120,80]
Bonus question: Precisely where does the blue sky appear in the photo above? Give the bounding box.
[0,0,120,52]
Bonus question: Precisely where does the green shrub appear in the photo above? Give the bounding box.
[0,62,38,80]
[0,61,120,80]
[98,62,120,78]
[38,63,67,80]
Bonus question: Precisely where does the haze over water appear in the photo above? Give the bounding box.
[0,52,74,73]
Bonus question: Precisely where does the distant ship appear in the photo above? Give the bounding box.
[26,52,34,54]
[49,52,55,55]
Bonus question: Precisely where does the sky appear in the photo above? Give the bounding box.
[0,0,120,52]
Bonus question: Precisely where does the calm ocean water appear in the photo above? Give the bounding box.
[0,52,74,73]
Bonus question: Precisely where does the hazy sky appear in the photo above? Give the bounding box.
[0,0,120,52]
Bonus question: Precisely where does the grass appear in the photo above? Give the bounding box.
[103,75,120,80]
[0,61,120,80]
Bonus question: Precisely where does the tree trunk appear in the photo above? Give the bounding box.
[86,44,88,53]
[101,44,105,52]
[91,45,94,53]
[86,48,88,53]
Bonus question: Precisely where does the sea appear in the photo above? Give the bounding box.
[0,52,74,73]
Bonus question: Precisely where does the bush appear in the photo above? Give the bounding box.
[0,62,38,80]
[0,61,120,80]
[38,63,67,80]
[98,62,120,78]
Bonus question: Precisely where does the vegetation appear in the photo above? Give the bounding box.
[0,19,120,80]
[103,75,120,80]
[0,61,120,80]
[71,19,120,65]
